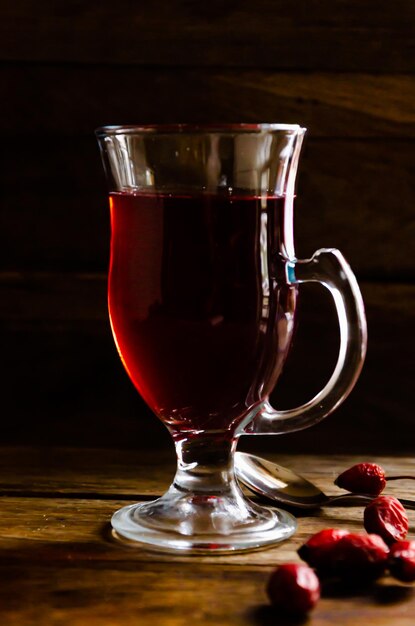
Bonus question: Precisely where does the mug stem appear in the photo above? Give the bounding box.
[173,434,238,496]
[110,429,296,553]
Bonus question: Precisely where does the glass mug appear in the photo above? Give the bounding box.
[96,124,367,553]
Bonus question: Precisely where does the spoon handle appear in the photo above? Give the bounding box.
[326,494,415,510]
[325,494,374,507]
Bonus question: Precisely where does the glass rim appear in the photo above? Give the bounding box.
[95,123,307,137]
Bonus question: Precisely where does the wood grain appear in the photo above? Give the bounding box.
[2,138,414,276]
[1,278,413,451]
[1,449,415,625]
[1,560,414,626]
[0,447,413,499]
[3,275,415,323]
[0,449,414,563]
[0,496,382,562]
[3,66,415,138]
[1,0,414,70]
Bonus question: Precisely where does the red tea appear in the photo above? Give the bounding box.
[108,191,296,434]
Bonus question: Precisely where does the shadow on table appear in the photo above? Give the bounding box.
[248,605,308,626]
[247,581,415,625]
[322,577,413,604]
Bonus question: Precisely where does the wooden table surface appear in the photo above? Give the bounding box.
[1,447,415,625]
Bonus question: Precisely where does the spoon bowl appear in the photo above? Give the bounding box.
[234,452,415,510]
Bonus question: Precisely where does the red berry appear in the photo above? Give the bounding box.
[266,563,320,614]
[388,541,415,582]
[298,528,350,570]
[329,533,389,579]
[364,495,409,545]
[335,463,386,496]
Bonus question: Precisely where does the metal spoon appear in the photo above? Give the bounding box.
[235,452,415,510]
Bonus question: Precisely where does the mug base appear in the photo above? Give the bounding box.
[111,500,297,554]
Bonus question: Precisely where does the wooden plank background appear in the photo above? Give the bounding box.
[2,0,415,70]
[2,0,414,451]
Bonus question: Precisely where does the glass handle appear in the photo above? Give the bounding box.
[244,248,368,435]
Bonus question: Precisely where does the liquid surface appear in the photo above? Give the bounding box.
[109,191,296,434]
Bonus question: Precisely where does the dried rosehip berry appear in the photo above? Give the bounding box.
[335,463,386,496]
[328,533,389,579]
[364,495,409,545]
[388,541,415,582]
[266,563,320,614]
[298,528,350,570]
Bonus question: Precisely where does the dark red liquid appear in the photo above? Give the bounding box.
[109,191,296,434]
